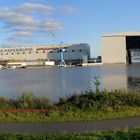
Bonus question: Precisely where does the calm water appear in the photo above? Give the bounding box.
[0,64,140,101]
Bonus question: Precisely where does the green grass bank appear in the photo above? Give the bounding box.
[0,89,139,122]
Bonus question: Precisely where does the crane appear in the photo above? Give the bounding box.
[49,32,66,67]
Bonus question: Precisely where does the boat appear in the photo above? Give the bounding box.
[6,62,27,69]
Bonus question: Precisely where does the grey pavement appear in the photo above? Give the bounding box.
[0,117,139,134]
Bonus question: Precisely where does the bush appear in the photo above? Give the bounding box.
[0,92,52,109]
[56,89,140,112]
[0,89,139,112]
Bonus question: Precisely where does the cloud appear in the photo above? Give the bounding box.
[8,32,33,40]
[12,19,63,33]
[0,8,35,27]
[6,32,37,46]
[60,6,79,14]
[39,19,64,32]
[0,8,62,31]
[7,32,33,43]
[14,3,55,15]
[0,3,79,45]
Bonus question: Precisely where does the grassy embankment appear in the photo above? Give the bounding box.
[0,88,139,122]
[0,128,140,140]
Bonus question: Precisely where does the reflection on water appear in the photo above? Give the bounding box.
[127,77,140,90]
[101,65,127,90]
[0,64,140,101]
[102,75,127,90]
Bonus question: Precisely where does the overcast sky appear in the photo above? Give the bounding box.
[0,0,140,57]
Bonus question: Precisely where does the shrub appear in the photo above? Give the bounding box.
[56,89,140,112]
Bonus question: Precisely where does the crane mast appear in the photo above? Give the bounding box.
[49,32,66,67]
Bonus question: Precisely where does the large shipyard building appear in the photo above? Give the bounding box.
[0,43,90,65]
[102,32,140,64]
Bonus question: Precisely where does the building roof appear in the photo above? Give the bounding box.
[102,31,140,37]
[0,44,72,49]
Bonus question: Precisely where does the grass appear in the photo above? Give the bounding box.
[0,89,139,122]
[0,106,139,122]
[0,127,140,140]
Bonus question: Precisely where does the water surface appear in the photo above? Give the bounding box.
[0,64,140,101]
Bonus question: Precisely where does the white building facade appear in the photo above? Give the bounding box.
[0,43,90,65]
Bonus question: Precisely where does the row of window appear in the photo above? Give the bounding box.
[50,49,82,53]
[0,50,83,55]
[0,51,46,55]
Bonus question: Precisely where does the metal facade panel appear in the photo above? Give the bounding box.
[101,36,126,64]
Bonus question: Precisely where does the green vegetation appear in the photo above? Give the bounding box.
[0,92,52,109]
[0,89,139,122]
[0,128,140,140]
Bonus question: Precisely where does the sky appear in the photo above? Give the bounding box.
[0,0,140,57]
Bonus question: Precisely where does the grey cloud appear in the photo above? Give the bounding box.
[14,3,55,15]
[60,6,79,14]
[0,8,36,26]
[14,3,79,15]
[7,18,63,44]
[13,19,63,33]
[7,32,35,45]
[0,6,63,34]
[39,19,63,32]
[8,32,33,39]
[0,3,78,44]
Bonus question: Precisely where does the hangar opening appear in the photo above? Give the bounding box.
[102,32,140,64]
[126,36,140,64]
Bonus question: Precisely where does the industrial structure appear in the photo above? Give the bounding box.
[0,43,90,66]
[101,32,140,64]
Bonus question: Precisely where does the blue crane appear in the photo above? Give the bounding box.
[49,32,66,67]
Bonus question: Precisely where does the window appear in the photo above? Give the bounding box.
[1,53,3,55]
[50,51,52,53]
[57,51,60,53]
[72,50,74,52]
[17,52,19,54]
[36,52,38,53]
[23,52,25,54]
[43,51,45,53]
[6,53,8,55]
[29,52,31,54]
[79,49,82,52]
[11,53,14,55]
